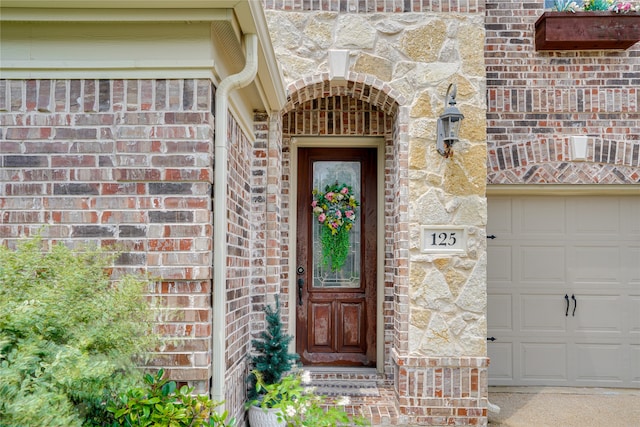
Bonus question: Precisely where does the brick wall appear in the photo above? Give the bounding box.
[394,353,488,426]
[249,111,288,321]
[224,111,255,419]
[0,78,215,393]
[485,1,640,184]
[244,110,292,422]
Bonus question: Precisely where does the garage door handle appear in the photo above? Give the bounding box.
[571,294,577,316]
[565,294,569,316]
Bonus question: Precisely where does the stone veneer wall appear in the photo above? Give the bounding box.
[486,0,640,184]
[0,78,254,422]
[265,1,489,423]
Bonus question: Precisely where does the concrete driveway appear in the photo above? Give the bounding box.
[488,387,640,427]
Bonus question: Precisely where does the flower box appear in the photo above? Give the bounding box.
[535,12,640,50]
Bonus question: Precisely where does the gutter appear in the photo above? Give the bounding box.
[211,33,258,405]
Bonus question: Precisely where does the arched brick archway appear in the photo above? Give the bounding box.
[283,72,405,117]
[278,72,410,378]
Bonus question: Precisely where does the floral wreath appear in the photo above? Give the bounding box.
[311,182,359,272]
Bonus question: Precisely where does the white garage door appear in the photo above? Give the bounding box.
[487,195,640,388]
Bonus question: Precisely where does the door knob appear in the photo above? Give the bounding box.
[564,294,569,317]
[571,294,577,317]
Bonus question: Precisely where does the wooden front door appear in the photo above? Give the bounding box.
[296,147,376,366]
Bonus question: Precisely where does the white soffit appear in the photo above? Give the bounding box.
[0,0,287,114]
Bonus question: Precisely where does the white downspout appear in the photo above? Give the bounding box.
[211,33,258,405]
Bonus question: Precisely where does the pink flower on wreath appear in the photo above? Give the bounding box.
[615,1,632,11]
[340,187,349,195]
[325,192,335,202]
[335,210,342,219]
[345,210,355,219]
[317,213,326,223]
[311,200,317,207]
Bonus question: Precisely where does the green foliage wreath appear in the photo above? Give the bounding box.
[311,183,359,272]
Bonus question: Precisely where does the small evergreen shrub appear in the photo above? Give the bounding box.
[0,237,157,427]
[247,298,299,403]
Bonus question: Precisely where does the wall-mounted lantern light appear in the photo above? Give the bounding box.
[436,83,464,158]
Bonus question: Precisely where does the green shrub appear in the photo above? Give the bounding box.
[0,237,157,427]
[246,298,299,402]
[107,369,236,427]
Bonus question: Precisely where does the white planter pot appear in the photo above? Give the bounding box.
[248,405,286,427]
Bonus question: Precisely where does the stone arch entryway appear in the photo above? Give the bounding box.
[278,73,409,382]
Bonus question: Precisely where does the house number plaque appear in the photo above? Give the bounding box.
[420,226,467,254]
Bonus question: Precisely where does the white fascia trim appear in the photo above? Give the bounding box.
[238,0,287,112]
[0,8,233,22]
[0,61,217,80]
[487,184,640,196]
[0,1,244,9]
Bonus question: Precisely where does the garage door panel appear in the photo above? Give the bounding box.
[488,294,513,331]
[487,246,512,284]
[521,343,567,381]
[573,343,625,384]
[488,343,513,380]
[570,198,621,235]
[488,195,639,388]
[625,247,640,285]
[631,345,640,385]
[623,197,640,235]
[629,296,640,334]
[488,197,513,236]
[570,246,621,284]
[572,295,622,334]
[521,294,566,332]
[520,246,565,284]
[520,198,565,235]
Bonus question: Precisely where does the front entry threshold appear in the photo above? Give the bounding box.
[303,367,399,425]
[304,366,386,391]
[304,366,379,376]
